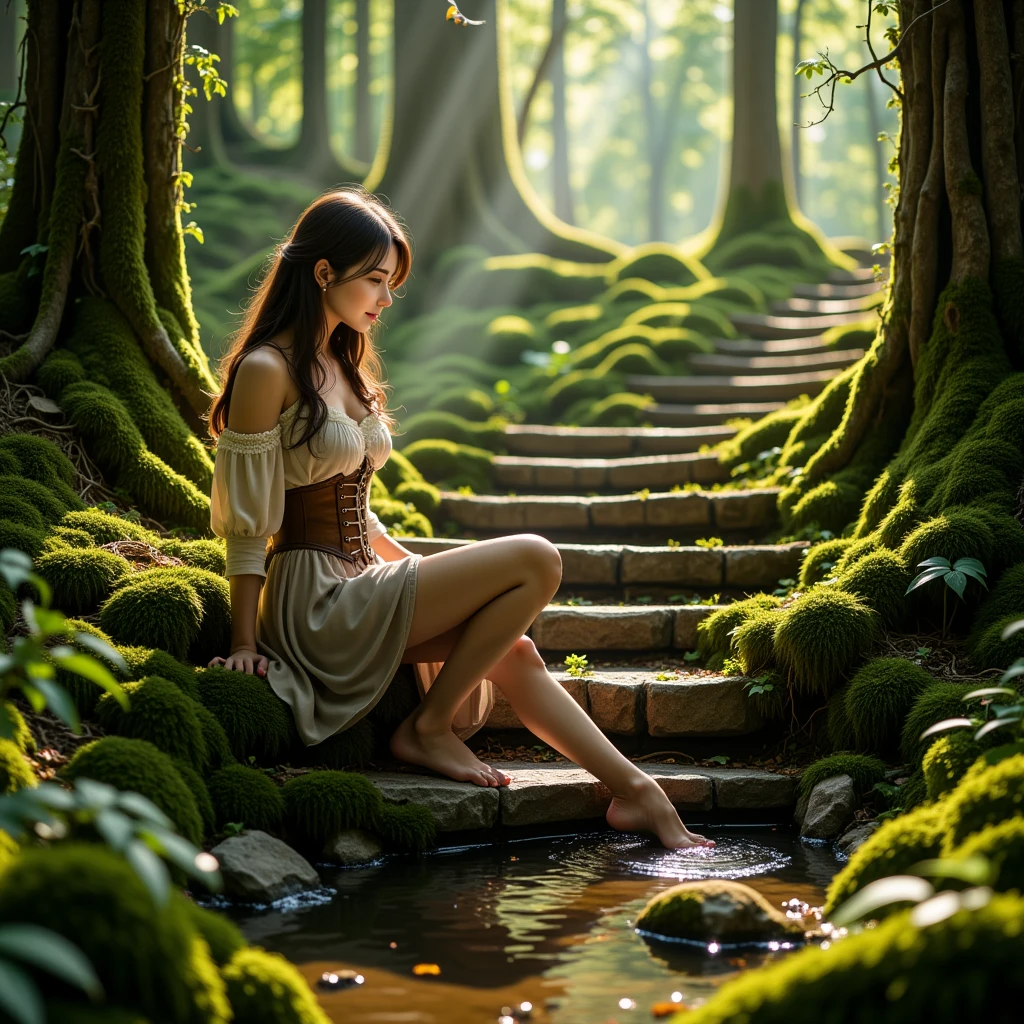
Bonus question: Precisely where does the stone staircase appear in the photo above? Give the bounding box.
[369,273,880,832]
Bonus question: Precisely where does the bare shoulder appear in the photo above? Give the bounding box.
[227,344,292,434]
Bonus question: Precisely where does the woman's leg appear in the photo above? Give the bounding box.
[390,535,562,787]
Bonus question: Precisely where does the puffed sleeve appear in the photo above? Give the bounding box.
[210,425,285,578]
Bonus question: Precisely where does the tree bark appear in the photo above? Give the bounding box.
[0,0,17,98]
[865,72,888,242]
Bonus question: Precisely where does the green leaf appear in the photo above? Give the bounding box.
[830,875,934,928]
[910,856,995,886]
[50,651,129,710]
[1000,659,1024,682]
[93,808,133,851]
[73,777,118,810]
[975,717,1021,741]
[964,687,1018,702]
[916,556,952,570]
[0,925,102,999]
[920,717,974,741]
[1001,618,1024,640]
[706,755,729,765]
[0,960,43,1024]
[116,791,173,830]
[33,679,80,733]
[906,566,949,594]
[72,632,129,675]
[952,557,987,576]
[982,740,1024,766]
[125,840,169,907]
[0,550,33,592]
[943,570,967,600]
[954,564,988,589]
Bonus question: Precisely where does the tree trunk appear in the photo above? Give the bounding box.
[0,0,18,98]
[865,71,889,242]
[791,0,807,208]
[355,0,373,164]
[549,0,573,226]
[371,0,621,281]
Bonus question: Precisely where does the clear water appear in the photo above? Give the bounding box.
[229,825,839,1023]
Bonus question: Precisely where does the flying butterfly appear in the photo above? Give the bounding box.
[446,1,485,27]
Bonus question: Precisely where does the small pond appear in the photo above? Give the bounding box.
[228,825,840,1023]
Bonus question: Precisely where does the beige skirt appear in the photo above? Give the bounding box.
[256,548,494,746]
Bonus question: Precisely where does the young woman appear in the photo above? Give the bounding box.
[208,188,711,849]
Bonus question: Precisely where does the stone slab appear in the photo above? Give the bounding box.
[531,606,674,650]
[585,672,646,736]
[558,544,620,586]
[646,676,762,737]
[724,543,807,588]
[365,772,500,832]
[589,495,648,528]
[711,489,779,531]
[672,605,720,649]
[487,677,587,730]
[499,765,610,826]
[643,492,714,527]
[699,768,796,809]
[621,546,723,587]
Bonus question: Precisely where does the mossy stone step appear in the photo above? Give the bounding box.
[645,401,786,427]
[729,310,877,340]
[491,452,729,492]
[529,602,720,652]
[712,335,837,356]
[362,763,795,832]
[829,266,879,283]
[688,348,864,377]
[438,487,779,533]
[487,668,764,738]
[402,538,806,590]
[503,424,737,458]
[627,370,839,404]
[791,280,883,300]
[771,295,881,316]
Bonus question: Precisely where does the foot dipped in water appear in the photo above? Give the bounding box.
[605,775,714,849]
[390,710,511,788]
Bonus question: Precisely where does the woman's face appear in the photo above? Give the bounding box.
[317,245,398,333]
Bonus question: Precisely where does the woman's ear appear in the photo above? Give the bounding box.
[313,258,332,290]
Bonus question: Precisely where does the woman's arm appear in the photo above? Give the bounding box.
[372,533,416,563]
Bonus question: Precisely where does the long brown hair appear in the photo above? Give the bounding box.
[208,187,412,449]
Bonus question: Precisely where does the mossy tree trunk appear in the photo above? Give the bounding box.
[371,0,620,278]
[0,0,220,532]
[549,0,574,227]
[791,0,808,208]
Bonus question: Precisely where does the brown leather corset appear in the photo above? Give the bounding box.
[267,457,376,570]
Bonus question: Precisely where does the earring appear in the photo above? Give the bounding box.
[322,282,327,292]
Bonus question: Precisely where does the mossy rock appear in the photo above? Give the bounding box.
[36,546,133,615]
[942,754,1024,850]
[282,770,385,852]
[948,816,1024,893]
[923,732,984,801]
[401,439,494,493]
[163,567,232,665]
[61,508,157,545]
[635,880,804,945]
[62,736,203,846]
[717,402,809,470]
[571,391,654,428]
[0,843,230,1024]
[392,481,441,517]
[373,801,437,853]
[899,508,1001,589]
[396,411,506,452]
[207,764,285,833]
[823,803,946,917]
[696,594,781,658]
[99,571,204,661]
[193,702,236,770]
[844,657,935,755]
[194,667,296,765]
[0,518,45,558]
[681,892,1024,1024]
[797,753,886,800]
[774,588,878,697]
[221,947,330,1024]
[607,243,709,286]
[797,537,853,589]
[966,612,1024,671]
[96,676,208,770]
[0,737,36,795]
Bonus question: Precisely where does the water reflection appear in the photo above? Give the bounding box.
[232,826,837,1024]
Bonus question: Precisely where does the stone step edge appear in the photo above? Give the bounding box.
[487,668,765,738]
[402,538,807,590]
[491,451,729,491]
[362,763,796,832]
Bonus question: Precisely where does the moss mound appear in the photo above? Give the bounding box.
[3,702,34,754]
[62,508,156,545]
[193,703,236,770]
[119,646,199,699]
[392,481,442,517]
[100,571,204,660]
[608,243,709,286]
[696,594,781,658]
[967,612,1024,671]
[221,947,331,1024]
[281,770,384,852]
[797,753,886,800]
[180,900,246,968]
[0,738,36,794]
[62,737,203,845]
[157,538,227,576]
[396,410,505,452]
[96,676,207,770]
[824,804,946,916]
[732,611,780,676]
[774,588,878,696]
[942,754,1024,850]
[844,657,935,755]
[195,667,296,764]
[901,683,980,763]
[948,816,1024,893]
[172,758,215,838]
[923,732,984,801]
[835,548,910,628]
[0,843,230,1024]
[373,801,437,854]
[207,764,285,833]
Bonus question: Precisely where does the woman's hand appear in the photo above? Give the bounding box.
[208,648,268,677]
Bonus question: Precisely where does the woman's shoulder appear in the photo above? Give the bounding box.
[228,343,293,434]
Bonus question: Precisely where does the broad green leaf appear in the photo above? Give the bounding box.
[919,717,973,741]
[18,682,47,714]
[954,564,988,589]
[0,550,33,592]
[147,828,213,882]
[1001,618,1024,640]
[992,703,1024,718]
[830,875,934,928]
[73,777,118,809]
[1000,659,1024,682]
[944,570,967,600]
[0,959,43,1024]
[983,740,1024,765]
[116,791,173,830]
[27,783,76,811]
[910,886,992,929]
[93,808,133,851]
[33,679,80,734]
[0,926,102,998]
[72,632,129,674]
[952,557,987,577]
[964,687,1018,702]
[910,856,995,887]
[49,651,128,710]
[126,840,169,906]
[976,717,1020,740]
[916,556,952,570]
[905,566,949,594]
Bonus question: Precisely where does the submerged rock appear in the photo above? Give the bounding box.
[800,774,857,840]
[635,879,804,945]
[211,830,320,903]
[837,821,880,858]
[323,829,384,866]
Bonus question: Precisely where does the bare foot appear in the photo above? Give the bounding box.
[390,713,510,788]
[605,777,714,849]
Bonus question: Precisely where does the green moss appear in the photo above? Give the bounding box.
[96,676,207,770]
[180,901,246,969]
[797,538,852,588]
[967,613,1024,670]
[732,611,780,676]
[37,349,87,398]
[896,768,928,811]
[622,300,734,339]
[570,391,655,427]
[61,508,157,545]
[207,765,285,833]
[0,518,45,558]
[1,475,75,525]
[942,754,1024,850]
[172,758,215,838]
[683,892,1024,1024]
[0,580,14,633]
[0,844,230,1024]
[161,568,231,665]
[373,801,437,854]
[282,770,383,851]
[0,495,43,532]
[392,481,442,517]
[844,657,935,755]
[834,548,910,629]
[718,403,809,470]
[118,646,198,699]
[774,588,878,696]
[607,243,709,286]
[696,595,782,658]
[427,386,495,421]
[62,737,203,846]
[821,318,879,350]
[195,667,296,765]
[949,816,1024,893]
[221,947,330,1024]
[397,411,506,451]
[0,434,76,492]
[483,314,540,366]
[446,252,609,308]
[542,367,620,420]
[157,539,227,576]
[36,547,132,615]
[825,687,855,751]
[823,803,946,916]
[923,732,984,801]
[797,753,886,800]
[0,738,36,794]
[401,439,494,492]
[899,508,1001,588]
[901,683,981,763]
[2,702,34,754]
[592,342,669,377]
[99,571,204,660]
[193,703,236,770]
